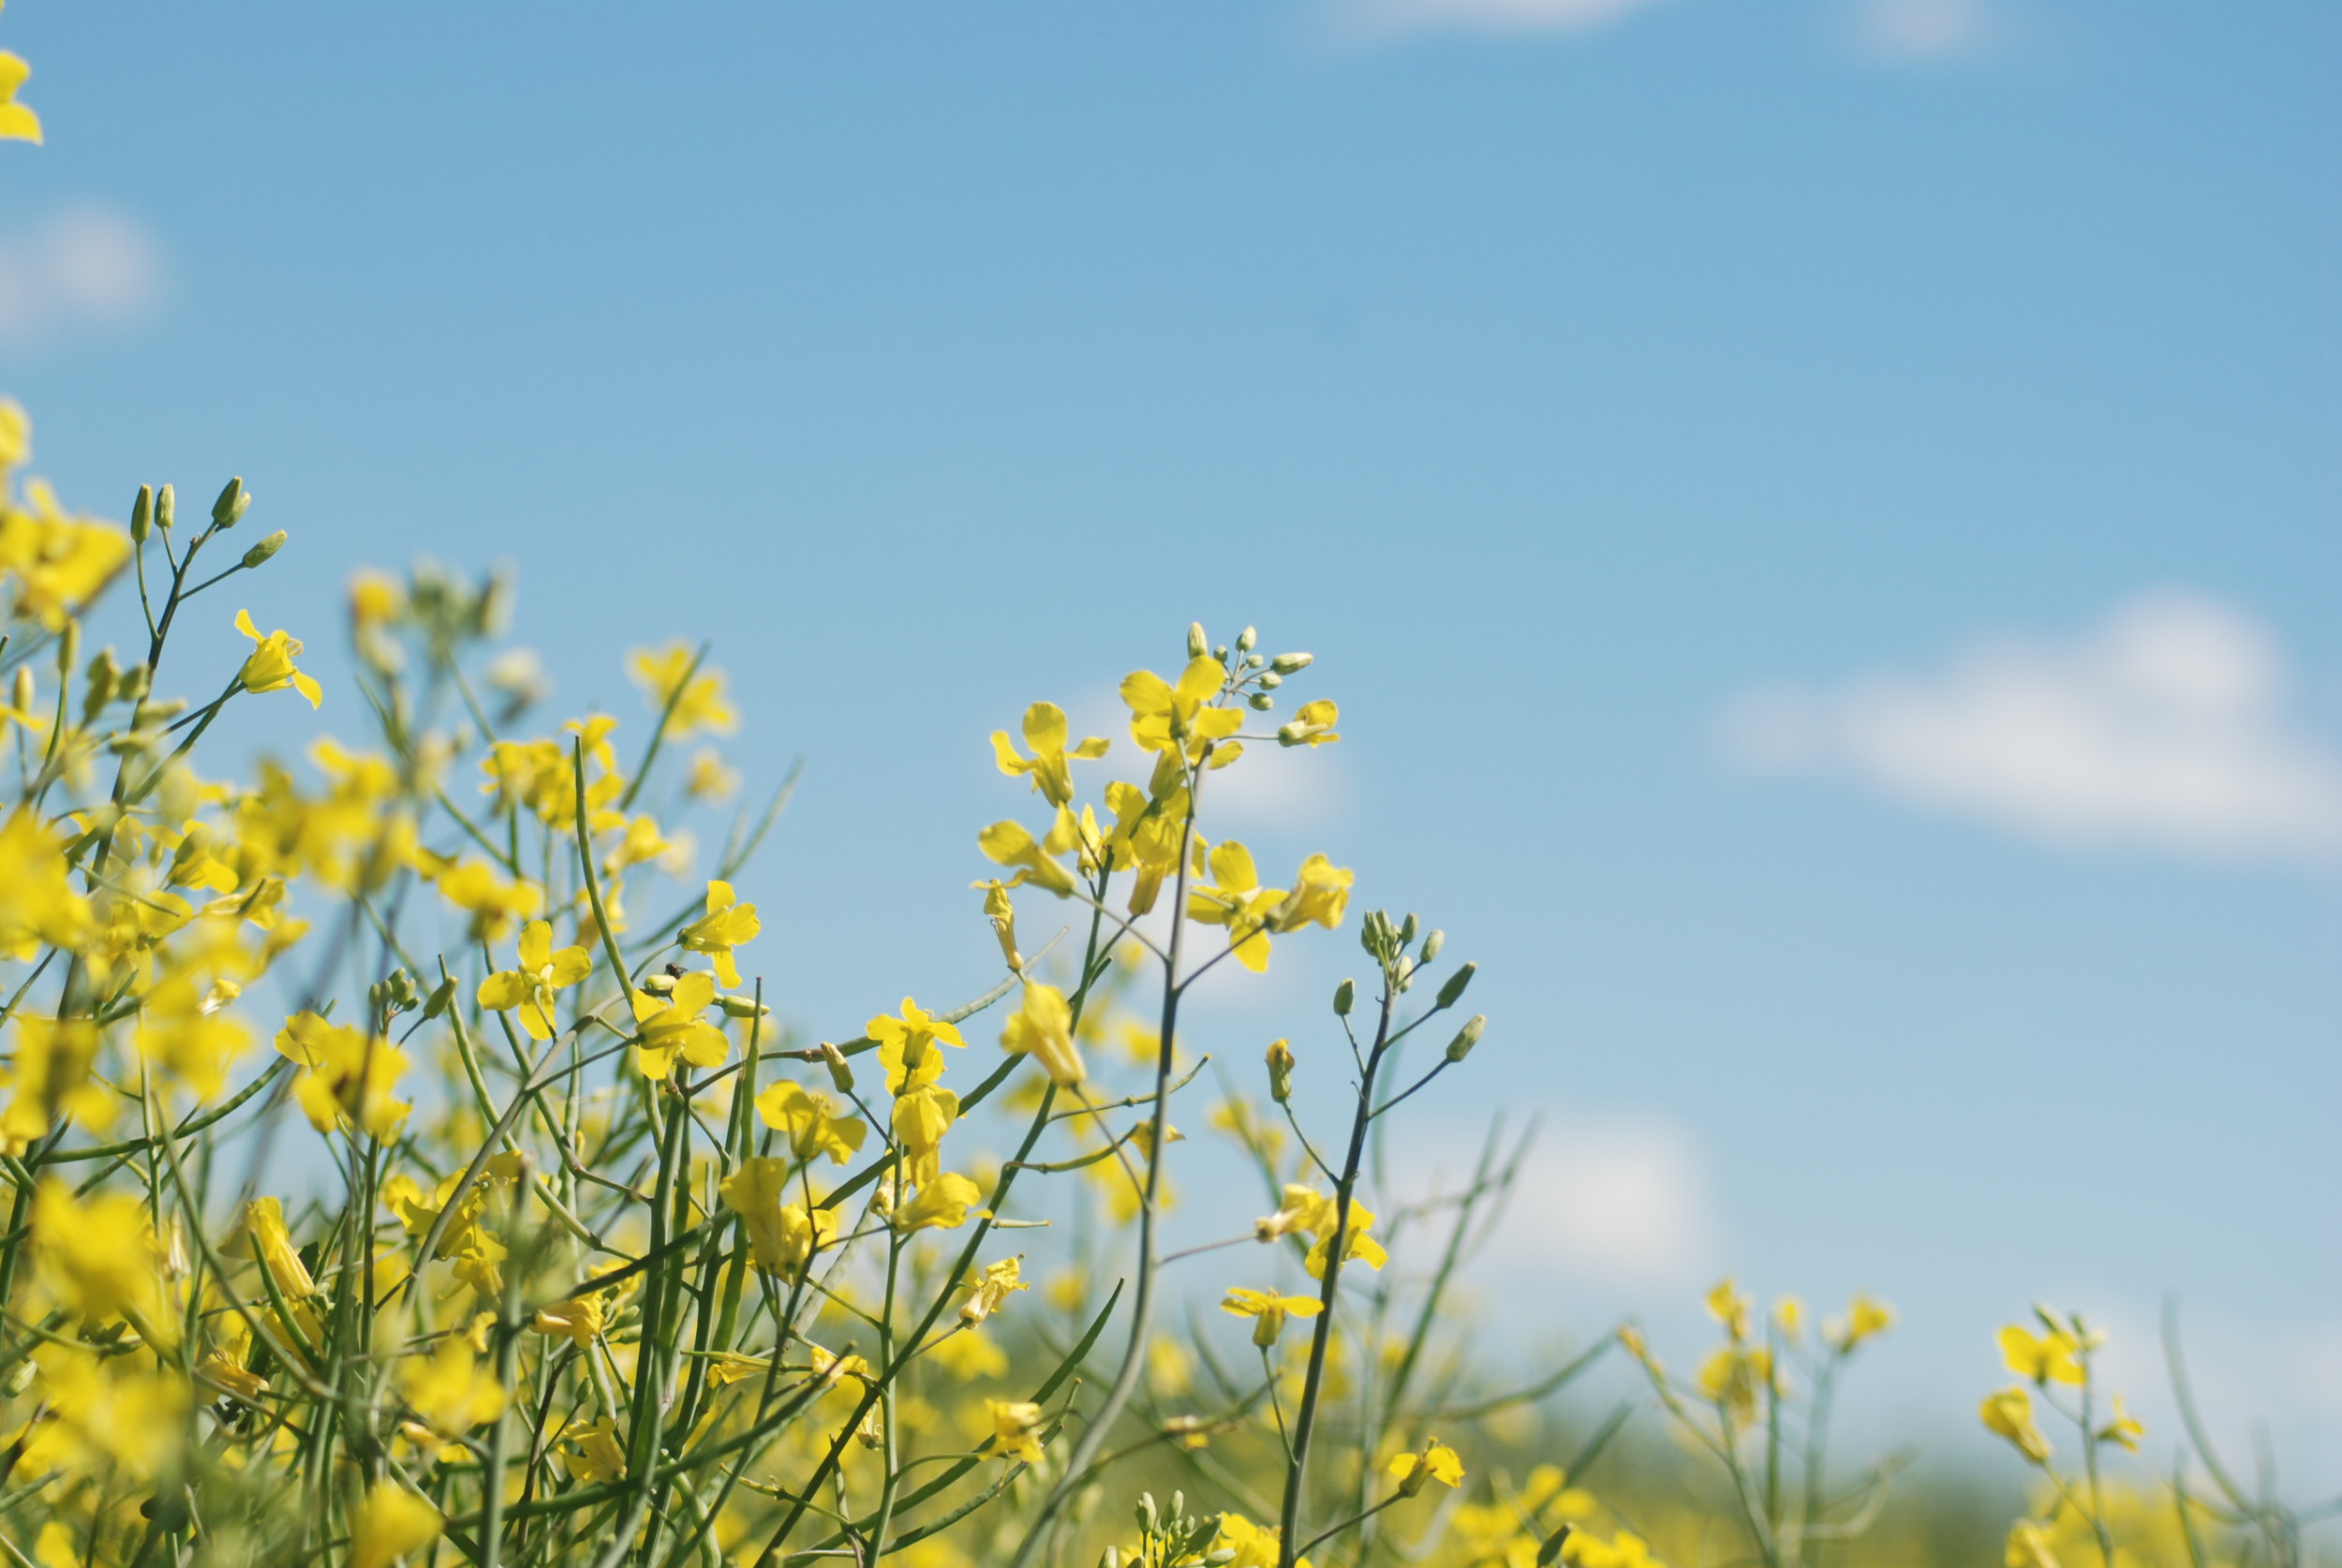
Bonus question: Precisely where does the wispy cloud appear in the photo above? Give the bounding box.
[1401,1115,1721,1294]
[1331,0,1674,42]
[1854,0,1993,60]
[1722,593,2342,863]
[0,204,164,347]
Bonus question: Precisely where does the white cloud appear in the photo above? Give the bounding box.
[1401,1114,1720,1294]
[1332,0,1673,41]
[1856,0,1990,59]
[1723,593,2342,863]
[0,205,164,347]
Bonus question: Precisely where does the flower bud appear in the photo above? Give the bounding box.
[1256,671,1282,689]
[129,484,153,543]
[1332,978,1355,1016]
[1269,652,1312,674]
[640,972,677,997]
[1398,912,1418,946]
[134,697,188,724]
[1246,692,1273,711]
[719,993,770,1019]
[1236,625,1256,654]
[1420,928,1445,963]
[1187,622,1208,659]
[10,666,33,715]
[211,476,250,528]
[55,619,79,678]
[155,483,176,531]
[422,977,459,1020]
[1445,1013,1486,1063]
[819,1041,855,1094]
[242,528,287,569]
[1435,961,1476,1010]
[115,663,149,703]
[1266,1038,1295,1103]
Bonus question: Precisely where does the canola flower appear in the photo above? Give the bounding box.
[0,375,2317,1568]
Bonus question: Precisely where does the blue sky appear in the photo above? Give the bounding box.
[3,0,2336,1474]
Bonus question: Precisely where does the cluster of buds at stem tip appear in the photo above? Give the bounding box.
[212,475,252,528]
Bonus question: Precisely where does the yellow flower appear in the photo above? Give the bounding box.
[678,878,759,988]
[868,997,966,1091]
[399,1338,508,1438]
[1386,1437,1465,1497]
[631,970,729,1079]
[2005,1520,2062,1568]
[1705,1277,1753,1341]
[1828,1292,1894,1352]
[20,1344,187,1483]
[986,1399,1047,1464]
[1697,1343,1775,1429]
[686,748,739,800]
[31,1179,171,1332]
[976,813,1079,896]
[629,641,737,737]
[245,1195,318,1303]
[893,1172,985,1233]
[279,1015,410,1138]
[1258,1185,1388,1279]
[564,1416,627,1483]
[1269,853,1354,933]
[0,807,94,959]
[1000,981,1085,1086]
[991,701,1109,807]
[1277,698,1341,747]
[958,1256,1030,1326]
[1563,1529,1665,1568]
[0,50,44,144]
[2097,1395,2144,1452]
[976,878,1023,971]
[1189,840,1284,972]
[0,398,24,470]
[1,1015,113,1151]
[719,1157,832,1276]
[1214,1514,1307,1568]
[1121,655,1243,762]
[892,1082,962,1186]
[755,1080,867,1165]
[348,1484,441,1568]
[0,481,128,627]
[1221,1285,1324,1348]
[477,918,592,1041]
[1980,1384,2053,1463]
[531,1294,608,1346]
[233,609,322,709]
[435,856,543,942]
[1999,1324,2086,1386]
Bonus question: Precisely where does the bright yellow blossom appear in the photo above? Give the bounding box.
[986,1399,1047,1464]
[0,807,94,958]
[1999,1323,2086,1386]
[678,878,759,987]
[893,1172,985,1233]
[958,1256,1029,1326]
[477,917,592,1040]
[991,701,1109,807]
[1221,1285,1324,1348]
[868,996,965,1090]
[348,1484,441,1568]
[1121,655,1243,762]
[755,1080,867,1165]
[1278,697,1340,747]
[631,970,729,1078]
[400,1338,508,1438]
[0,55,36,144]
[630,641,736,736]
[1386,1437,1464,1496]
[233,608,322,708]
[1981,1384,2053,1463]
[1000,981,1085,1086]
